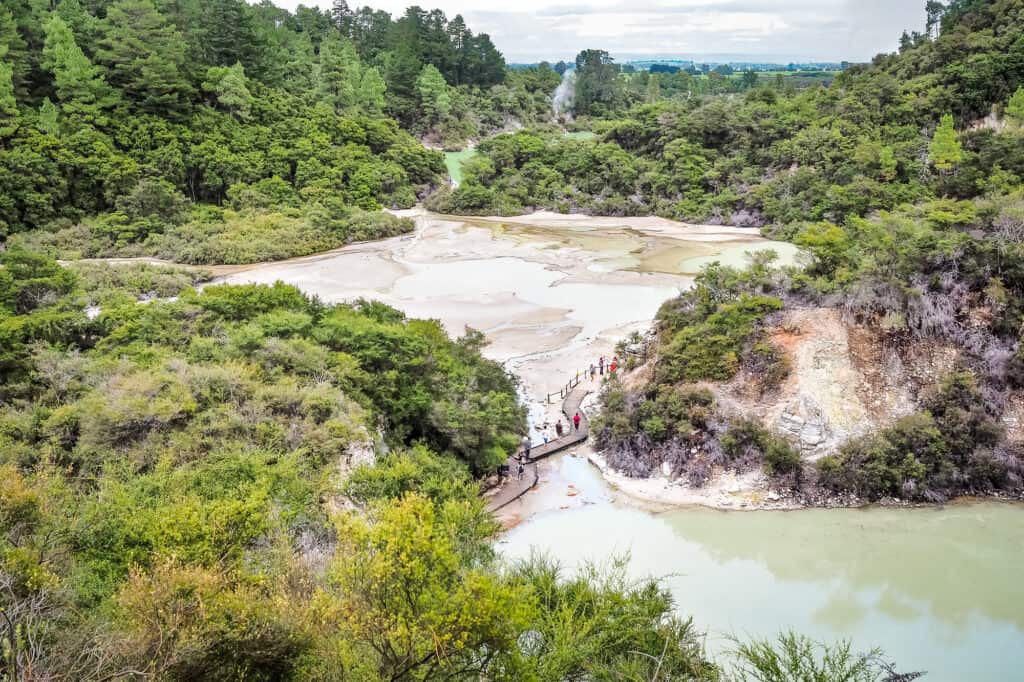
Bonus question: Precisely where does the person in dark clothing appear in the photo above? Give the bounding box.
[555,420,564,437]
[517,462,525,480]
[599,356,605,375]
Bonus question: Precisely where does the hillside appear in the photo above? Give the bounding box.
[434,0,1024,225]
[0,0,560,264]
[583,0,1024,504]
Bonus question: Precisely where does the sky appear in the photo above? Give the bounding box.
[268,0,926,63]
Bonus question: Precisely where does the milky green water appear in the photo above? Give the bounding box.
[499,456,1024,681]
[443,149,477,186]
[445,131,594,185]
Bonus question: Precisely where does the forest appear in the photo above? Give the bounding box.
[0,0,559,263]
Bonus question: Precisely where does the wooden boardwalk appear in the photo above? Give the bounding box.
[485,383,591,512]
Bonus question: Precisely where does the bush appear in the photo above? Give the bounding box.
[656,295,784,383]
[818,372,1004,500]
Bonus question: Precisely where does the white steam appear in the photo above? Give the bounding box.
[552,69,576,120]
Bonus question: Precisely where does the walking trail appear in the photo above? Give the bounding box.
[485,382,591,512]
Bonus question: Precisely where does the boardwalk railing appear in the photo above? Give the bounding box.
[547,372,584,403]
[487,380,591,512]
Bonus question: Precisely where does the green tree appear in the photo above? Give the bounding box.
[356,66,386,115]
[928,113,962,172]
[574,49,620,116]
[0,57,15,136]
[925,0,946,37]
[97,0,192,113]
[202,62,253,120]
[326,494,529,680]
[202,0,255,69]
[1006,86,1024,123]
[731,631,891,681]
[645,72,660,103]
[416,63,450,124]
[42,14,115,123]
[0,7,29,98]
[316,32,361,113]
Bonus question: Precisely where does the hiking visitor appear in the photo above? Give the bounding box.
[555,420,563,437]
[517,462,524,480]
[589,363,596,380]
[573,412,581,431]
[599,356,605,375]
[610,360,617,374]
[521,434,531,458]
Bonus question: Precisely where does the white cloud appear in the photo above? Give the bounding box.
[265,0,925,63]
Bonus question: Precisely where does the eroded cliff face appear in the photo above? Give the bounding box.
[713,307,1022,457]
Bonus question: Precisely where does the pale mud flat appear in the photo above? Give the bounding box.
[219,207,796,501]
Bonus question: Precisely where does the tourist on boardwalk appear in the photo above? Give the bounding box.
[517,461,524,480]
[555,420,564,437]
[573,412,581,431]
[609,360,617,374]
[599,356,605,375]
[521,434,531,458]
[589,363,596,380]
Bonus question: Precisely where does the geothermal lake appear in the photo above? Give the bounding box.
[220,208,797,433]
[499,455,1024,682]
[220,208,1023,679]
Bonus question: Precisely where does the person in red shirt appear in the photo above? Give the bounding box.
[573,412,581,431]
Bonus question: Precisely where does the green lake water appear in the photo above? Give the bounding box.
[499,455,1024,681]
[444,131,594,185]
[443,149,477,186]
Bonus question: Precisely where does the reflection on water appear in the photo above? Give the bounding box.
[499,457,1024,682]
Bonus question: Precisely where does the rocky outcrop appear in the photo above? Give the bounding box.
[777,396,830,452]
[716,307,961,459]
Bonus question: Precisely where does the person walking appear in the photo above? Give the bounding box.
[589,363,596,380]
[521,434,531,459]
[599,356,605,375]
[555,420,564,437]
[573,412,581,431]
[517,461,524,480]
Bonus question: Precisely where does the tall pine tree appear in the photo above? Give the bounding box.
[97,0,192,113]
[0,7,30,99]
[928,113,963,172]
[317,32,362,113]
[42,14,115,124]
[0,58,17,136]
